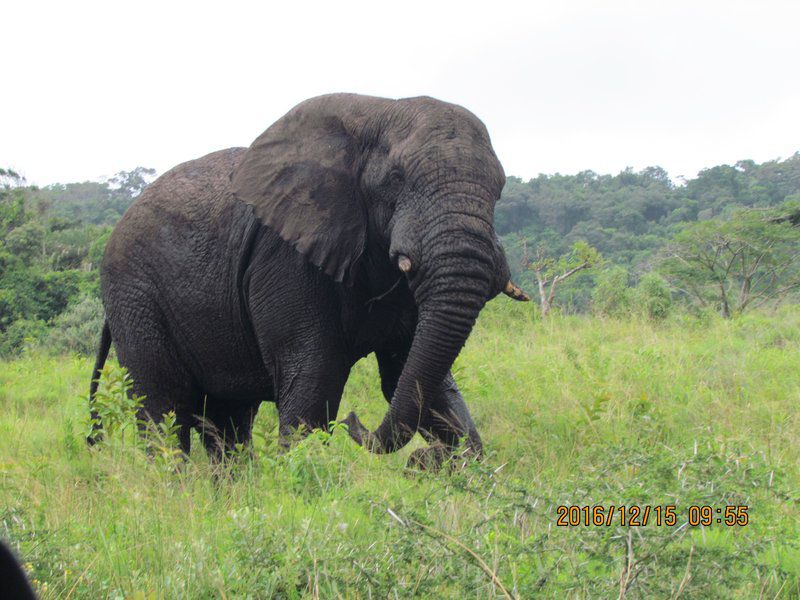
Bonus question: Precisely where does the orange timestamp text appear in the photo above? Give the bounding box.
[556,504,749,527]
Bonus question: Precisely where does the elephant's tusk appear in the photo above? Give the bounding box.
[503,280,531,301]
[397,254,412,273]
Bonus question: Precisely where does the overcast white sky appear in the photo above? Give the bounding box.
[2,0,799,186]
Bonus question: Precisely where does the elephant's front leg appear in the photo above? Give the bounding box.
[273,349,350,449]
[376,349,483,461]
[248,273,351,450]
[424,372,484,454]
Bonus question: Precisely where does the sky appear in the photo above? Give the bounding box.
[2,0,799,186]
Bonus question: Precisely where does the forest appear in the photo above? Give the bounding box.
[2,155,799,356]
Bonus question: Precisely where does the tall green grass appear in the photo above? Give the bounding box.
[1,302,798,598]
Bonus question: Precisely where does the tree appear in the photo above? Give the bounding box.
[28,166,156,226]
[522,240,601,316]
[0,168,28,236]
[0,167,100,353]
[772,199,800,226]
[659,206,800,317]
[592,266,631,317]
[5,221,45,263]
[107,167,156,199]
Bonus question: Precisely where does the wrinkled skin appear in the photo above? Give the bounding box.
[90,93,526,461]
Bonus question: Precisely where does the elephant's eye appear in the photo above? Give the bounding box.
[387,167,405,187]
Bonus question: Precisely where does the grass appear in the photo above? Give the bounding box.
[1,301,799,598]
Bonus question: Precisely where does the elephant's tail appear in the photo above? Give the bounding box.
[87,320,112,446]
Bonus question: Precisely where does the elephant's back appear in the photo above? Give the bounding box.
[138,146,246,218]
[103,147,247,275]
[107,147,245,249]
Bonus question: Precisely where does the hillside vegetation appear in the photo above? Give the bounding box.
[497,154,800,309]
[498,155,800,264]
[1,304,798,598]
[2,155,800,357]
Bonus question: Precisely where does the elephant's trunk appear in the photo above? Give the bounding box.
[344,221,492,453]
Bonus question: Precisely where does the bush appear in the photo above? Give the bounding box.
[46,296,104,355]
[591,266,631,317]
[34,270,91,322]
[0,287,19,331]
[0,318,48,357]
[88,363,143,440]
[634,273,672,320]
[87,228,111,270]
[4,221,45,263]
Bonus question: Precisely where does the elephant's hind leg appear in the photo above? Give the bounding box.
[109,315,202,454]
[135,380,201,455]
[197,397,259,461]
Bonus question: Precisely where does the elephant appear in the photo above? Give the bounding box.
[88,93,529,461]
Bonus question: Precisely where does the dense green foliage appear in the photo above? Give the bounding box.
[659,208,800,317]
[1,154,799,355]
[0,169,149,356]
[498,153,800,310]
[1,305,798,598]
[26,167,155,226]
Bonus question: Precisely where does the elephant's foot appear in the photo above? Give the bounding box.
[406,443,451,471]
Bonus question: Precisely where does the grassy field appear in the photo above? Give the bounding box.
[1,302,798,598]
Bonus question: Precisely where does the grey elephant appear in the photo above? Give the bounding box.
[88,93,529,460]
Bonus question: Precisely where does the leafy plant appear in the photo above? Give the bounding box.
[146,411,183,472]
[0,317,47,357]
[87,363,143,442]
[579,391,611,424]
[660,205,800,317]
[522,240,602,316]
[634,272,672,320]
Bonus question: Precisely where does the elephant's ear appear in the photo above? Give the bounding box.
[231,104,365,283]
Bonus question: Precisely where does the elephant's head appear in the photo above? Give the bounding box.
[232,93,528,453]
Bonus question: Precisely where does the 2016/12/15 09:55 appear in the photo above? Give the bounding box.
[556,505,749,527]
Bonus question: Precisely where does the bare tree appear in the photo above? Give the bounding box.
[522,240,601,316]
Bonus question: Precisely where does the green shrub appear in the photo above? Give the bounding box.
[591,266,631,317]
[0,287,18,331]
[46,296,104,355]
[34,270,89,321]
[0,317,47,356]
[4,221,45,263]
[88,363,143,441]
[87,228,111,269]
[635,272,672,320]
